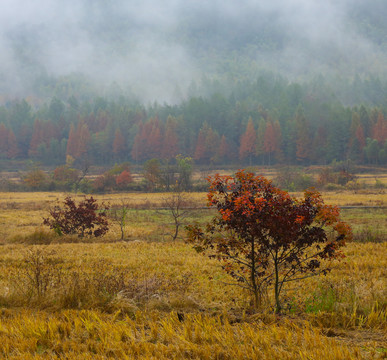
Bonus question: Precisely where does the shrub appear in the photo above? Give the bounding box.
[23,168,47,190]
[53,165,79,183]
[92,173,116,192]
[187,170,352,312]
[11,248,64,301]
[325,183,344,191]
[92,163,133,192]
[345,180,363,190]
[115,170,133,189]
[11,228,57,245]
[374,178,386,189]
[274,168,315,191]
[317,167,355,188]
[43,196,109,237]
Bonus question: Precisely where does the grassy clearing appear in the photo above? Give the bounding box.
[1,190,386,244]
[0,190,386,358]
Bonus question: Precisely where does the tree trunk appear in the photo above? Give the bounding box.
[250,237,259,309]
[274,252,281,313]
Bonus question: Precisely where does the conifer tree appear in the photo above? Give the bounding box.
[7,129,19,159]
[295,108,312,164]
[162,116,179,160]
[0,123,8,157]
[372,111,387,145]
[112,129,127,159]
[239,117,256,164]
[28,119,44,157]
[264,121,277,166]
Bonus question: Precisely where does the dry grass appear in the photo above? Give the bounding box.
[0,192,206,210]
[0,241,385,358]
[291,190,387,207]
[356,173,387,187]
[0,189,386,358]
[1,189,386,244]
[0,309,372,359]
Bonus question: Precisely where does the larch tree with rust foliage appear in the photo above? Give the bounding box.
[187,170,352,312]
[239,117,256,164]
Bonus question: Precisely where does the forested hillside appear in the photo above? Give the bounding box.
[0,78,386,167]
[0,0,386,168]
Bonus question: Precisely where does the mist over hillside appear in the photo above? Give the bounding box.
[0,0,386,103]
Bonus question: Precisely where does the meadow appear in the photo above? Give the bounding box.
[0,188,385,358]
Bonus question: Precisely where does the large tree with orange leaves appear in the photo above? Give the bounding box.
[187,170,351,312]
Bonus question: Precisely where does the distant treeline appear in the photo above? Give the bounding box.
[0,73,386,167]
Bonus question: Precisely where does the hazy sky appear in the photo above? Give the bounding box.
[0,0,385,102]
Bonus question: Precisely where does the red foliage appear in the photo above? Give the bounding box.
[115,170,133,189]
[187,170,351,311]
[43,196,109,237]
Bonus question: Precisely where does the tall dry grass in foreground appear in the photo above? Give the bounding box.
[0,241,385,358]
[0,309,368,359]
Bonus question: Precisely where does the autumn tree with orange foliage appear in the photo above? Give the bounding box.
[131,117,162,162]
[7,129,19,159]
[372,111,387,145]
[0,123,8,157]
[239,117,256,164]
[187,170,352,312]
[263,120,282,165]
[162,116,179,160]
[112,129,127,160]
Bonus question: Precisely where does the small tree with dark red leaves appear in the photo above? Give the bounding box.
[187,170,352,312]
[43,196,109,238]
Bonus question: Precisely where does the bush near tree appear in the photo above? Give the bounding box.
[187,170,352,312]
[24,168,47,190]
[92,163,133,192]
[43,196,109,238]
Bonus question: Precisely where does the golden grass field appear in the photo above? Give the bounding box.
[1,190,386,243]
[0,189,386,358]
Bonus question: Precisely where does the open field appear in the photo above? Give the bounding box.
[0,190,386,358]
[1,190,386,243]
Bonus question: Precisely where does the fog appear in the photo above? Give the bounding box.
[0,0,385,103]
